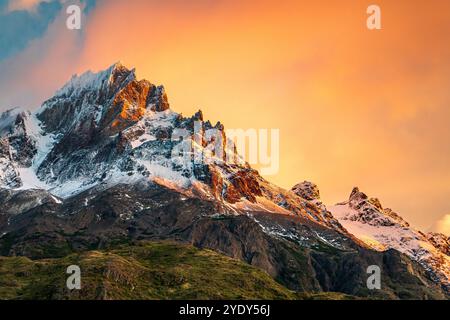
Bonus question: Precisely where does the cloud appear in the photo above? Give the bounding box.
[6,0,55,13]
[0,2,86,109]
[431,215,450,236]
[0,1,62,61]
[0,1,96,62]
[0,0,98,108]
[5,0,95,13]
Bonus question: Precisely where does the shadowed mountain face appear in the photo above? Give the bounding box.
[0,63,448,299]
[0,183,447,299]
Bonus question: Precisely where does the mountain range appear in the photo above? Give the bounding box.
[0,63,448,299]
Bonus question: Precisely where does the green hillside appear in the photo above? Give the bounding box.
[1,241,303,300]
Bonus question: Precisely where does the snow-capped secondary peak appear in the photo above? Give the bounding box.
[345,187,410,228]
[329,187,450,292]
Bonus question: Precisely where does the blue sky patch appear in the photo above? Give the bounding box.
[0,0,96,61]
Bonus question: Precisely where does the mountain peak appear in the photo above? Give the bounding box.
[193,109,203,121]
[338,187,409,228]
[109,61,127,71]
[329,188,450,291]
[349,186,367,201]
[37,63,170,136]
[54,63,135,99]
[107,62,136,89]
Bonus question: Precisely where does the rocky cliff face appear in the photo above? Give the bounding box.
[292,181,321,201]
[0,63,448,299]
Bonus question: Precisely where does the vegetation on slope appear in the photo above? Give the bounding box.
[0,241,303,300]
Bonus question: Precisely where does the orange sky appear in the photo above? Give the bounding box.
[1,0,449,234]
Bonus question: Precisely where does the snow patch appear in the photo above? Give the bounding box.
[50,195,63,204]
[16,167,50,190]
[131,133,156,149]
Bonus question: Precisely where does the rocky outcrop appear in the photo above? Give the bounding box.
[291,181,320,201]
[147,85,170,112]
[0,139,21,188]
[0,188,61,215]
[427,233,450,256]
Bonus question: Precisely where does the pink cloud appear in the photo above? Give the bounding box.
[0,2,86,109]
[432,215,450,236]
[6,0,55,12]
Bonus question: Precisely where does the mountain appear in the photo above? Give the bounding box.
[0,63,448,300]
[329,187,450,292]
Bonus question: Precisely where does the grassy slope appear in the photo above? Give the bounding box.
[0,241,355,300]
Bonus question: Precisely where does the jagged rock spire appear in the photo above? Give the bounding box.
[193,109,203,121]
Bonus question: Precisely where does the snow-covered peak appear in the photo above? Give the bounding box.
[35,62,166,137]
[329,188,450,292]
[344,187,410,228]
[0,63,250,202]
[54,62,135,99]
